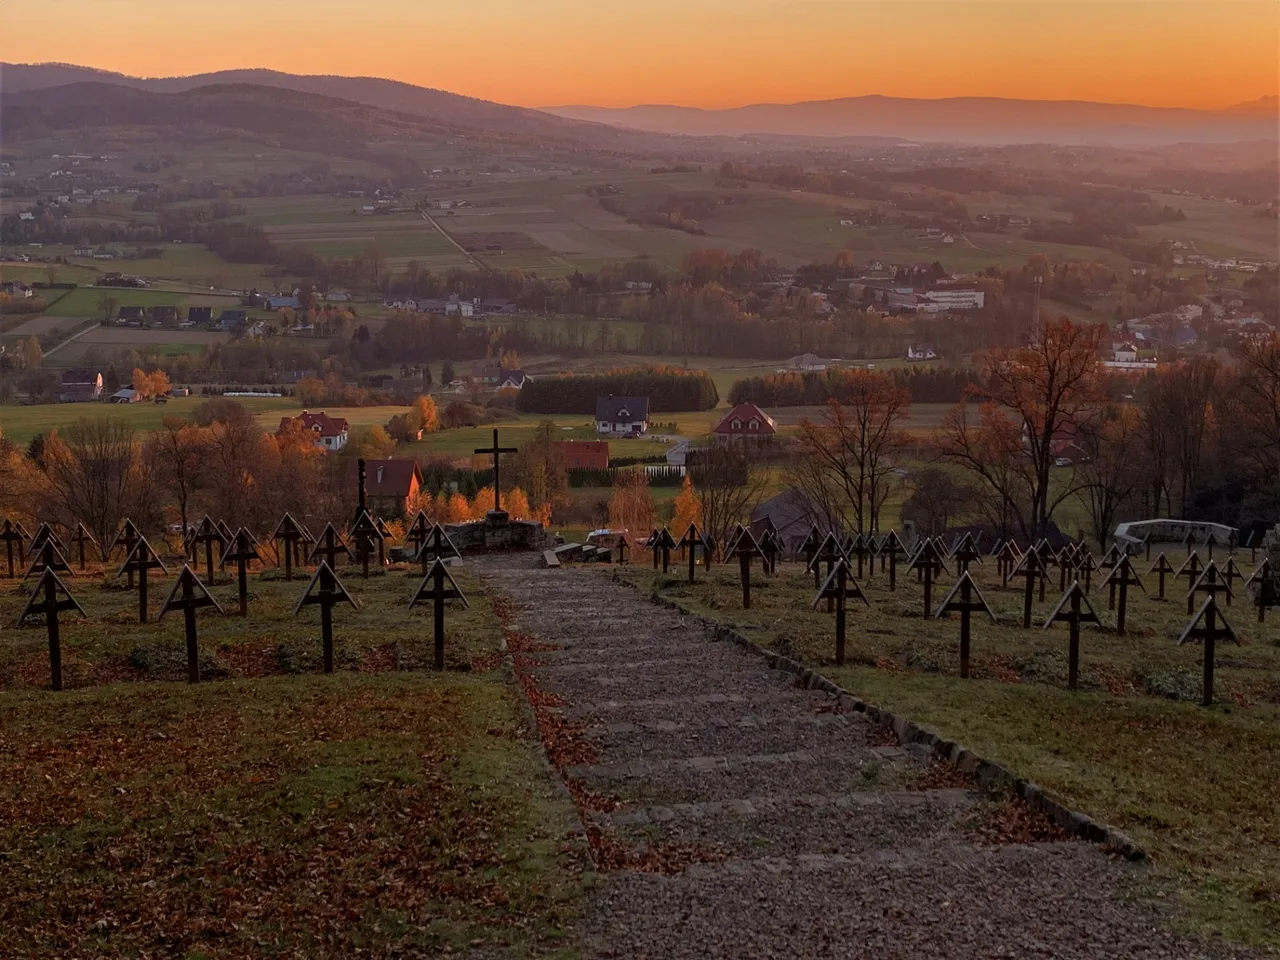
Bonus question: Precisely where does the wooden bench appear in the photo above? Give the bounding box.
[543,550,561,568]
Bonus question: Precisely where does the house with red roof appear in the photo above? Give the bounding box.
[278,410,350,452]
[346,458,423,517]
[557,440,609,471]
[713,403,778,444]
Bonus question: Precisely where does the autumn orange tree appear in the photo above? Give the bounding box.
[608,469,656,538]
[940,317,1104,539]
[790,371,910,534]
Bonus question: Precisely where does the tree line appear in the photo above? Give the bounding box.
[516,368,719,414]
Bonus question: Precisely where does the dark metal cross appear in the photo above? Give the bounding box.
[996,541,1021,589]
[294,561,360,673]
[1013,548,1048,629]
[222,527,262,617]
[933,571,995,679]
[951,533,982,574]
[309,522,353,570]
[1103,555,1145,636]
[1187,561,1233,614]
[880,530,907,591]
[726,525,764,609]
[158,565,223,683]
[650,526,676,573]
[17,567,86,691]
[1149,552,1176,600]
[349,509,383,579]
[273,513,308,581]
[190,516,227,583]
[409,557,470,669]
[1044,581,1101,690]
[23,539,71,581]
[474,428,517,514]
[415,522,462,574]
[28,523,65,561]
[911,539,950,621]
[1246,558,1275,623]
[677,523,706,584]
[810,557,870,666]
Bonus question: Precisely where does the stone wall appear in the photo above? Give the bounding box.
[444,511,549,553]
[1112,518,1236,550]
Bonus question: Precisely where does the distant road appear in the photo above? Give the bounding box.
[420,210,481,268]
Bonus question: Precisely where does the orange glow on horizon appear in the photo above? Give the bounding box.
[3,0,1277,111]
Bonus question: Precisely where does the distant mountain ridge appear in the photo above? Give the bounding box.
[545,94,1279,146]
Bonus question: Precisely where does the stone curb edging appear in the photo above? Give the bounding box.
[614,573,1146,862]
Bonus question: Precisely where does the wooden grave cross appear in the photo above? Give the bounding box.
[799,526,824,581]
[158,564,224,683]
[844,533,868,579]
[1076,549,1099,592]
[23,538,72,582]
[17,567,87,691]
[309,522,354,570]
[1033,541,1058,601]
[1013,548,1049,629]
[215,519,236,566]
[373,516,393,567]
[1099,543,1124,572]
[409,557,470,669]
[415,522,462,574]
[1245,558,1275,623]
[649,526,676,573]
[810,557,870,666]
[880,530,907,591]
[1243,530,1258,563]
[1203,531,1218,560]
[951,532,982,574]
[116,535,168,624]
[1044,581,1102,690]
[1102,555,1144,636]
[28,523,65,560]
[758,519,781,575]
[69,522,99,571]
[910,538,950,620]
[933,571,995,679]
[272,513,308,581]
[223,527,262,616]
[1149,552,1177,600]
[1220,557,1246,601]
[677,523,707,584]
[1181,528,1197,557]
[1056,546,1077,592]
[348,509,383,579]
[1,519,28,579]
[996,540,1022,589]
[1178,595,1238,707]
[404,511,433,562]
[294,561,360,674]
[1187,561,1233,615]
[614,532,631,565]
[190,516,226,583]
[806,532,848,610]
[726,525,765,610]
[474,428,518,514]
[1174,551,1203,601]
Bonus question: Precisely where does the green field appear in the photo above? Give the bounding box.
[622,557,1280,948]
[0,564,586,957]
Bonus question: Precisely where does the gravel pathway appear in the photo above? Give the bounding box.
[480,561,1252,959]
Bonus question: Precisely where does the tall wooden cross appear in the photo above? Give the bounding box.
[810,557,870,666]
[409,557,470,669]
[933,571,995,679]
[294,561,360,673]
[1178,595,1238,707]
[116,535,168,624]
[474,428,517,514]
[17,567,86,691]
[0,519,27,579]
[158,565,224,683]
[1044,581,1101,690]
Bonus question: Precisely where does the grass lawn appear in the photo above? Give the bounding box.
[0,396,299,445]
[619,558,1280,948]
[0,563,588,957]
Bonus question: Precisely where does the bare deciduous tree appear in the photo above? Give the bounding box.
[40,417,143,547]
[691,443,766,556]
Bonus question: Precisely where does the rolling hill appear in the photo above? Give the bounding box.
[544,94,1280,146]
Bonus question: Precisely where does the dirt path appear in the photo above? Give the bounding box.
[479,561,1249,959]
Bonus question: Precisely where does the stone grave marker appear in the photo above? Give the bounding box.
[158,564,224,683]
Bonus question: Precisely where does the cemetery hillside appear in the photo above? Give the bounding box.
[1,16,1278,958]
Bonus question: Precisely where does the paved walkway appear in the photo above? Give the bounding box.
[481,562,1248,959]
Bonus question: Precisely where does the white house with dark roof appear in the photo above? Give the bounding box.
[595,396,650,436]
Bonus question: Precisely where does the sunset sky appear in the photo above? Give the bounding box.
[4,0,1277,110]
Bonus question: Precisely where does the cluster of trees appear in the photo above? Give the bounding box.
[516,367,719,414]
[729,367,981,408]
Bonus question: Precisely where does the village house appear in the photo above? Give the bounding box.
[117,306,146,324]
[263,295,300,311]
[218,309,248,331]
[109,387,140,404]
[712,403,777,444]
[783,353,829,373]
[58,369,104,403]
[347,458,423,517]
[595,396,650,436]
[186,306,213,326]
[278,410,349,451]
[0,280,33,298]
[906,344,938,361]
[557,440,610,471]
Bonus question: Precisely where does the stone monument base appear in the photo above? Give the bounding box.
[445,511,548,552]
